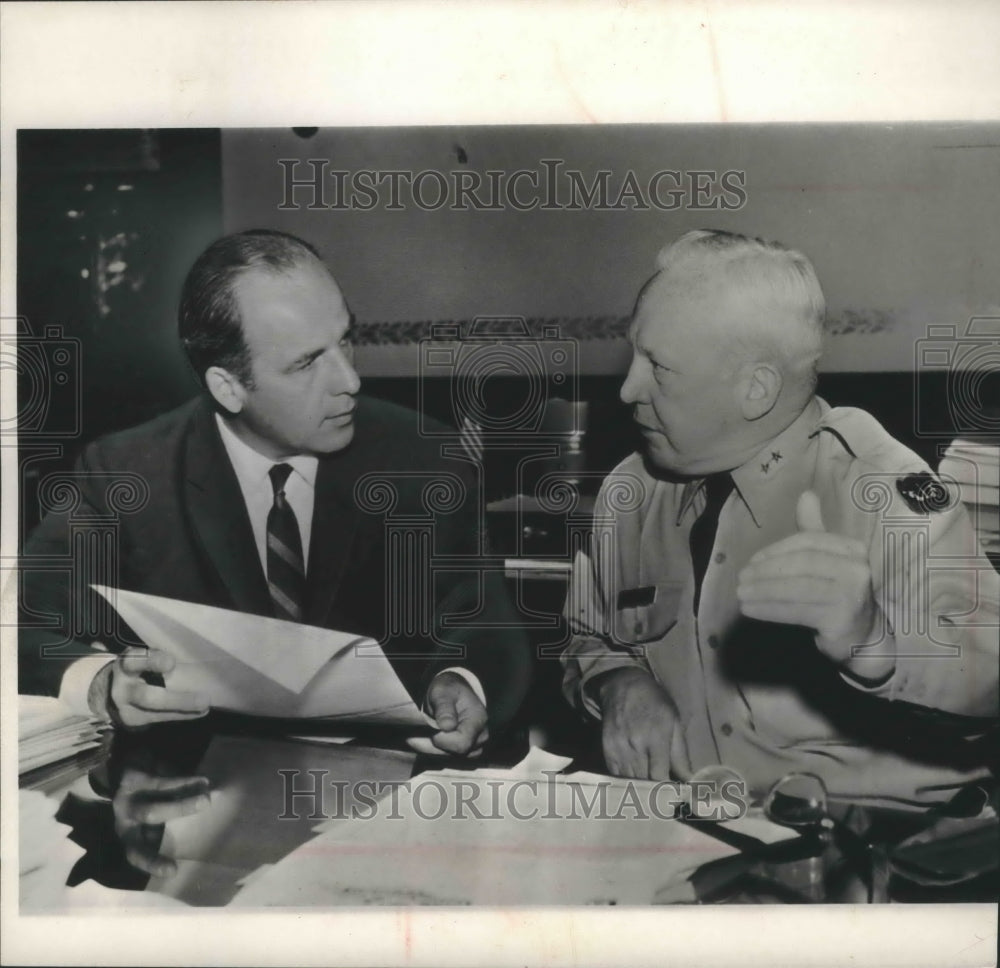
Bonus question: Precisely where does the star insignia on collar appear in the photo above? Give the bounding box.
[771,451,782,462]
[760,462,770,474]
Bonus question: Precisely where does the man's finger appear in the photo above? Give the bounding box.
[118,648,176,677]
[622,737,651,780]
[646,731,671,780]
[429,722,477,754]
[126,774,211,796]
[125,682,209,715]
[130,791,212,825]
[125,844,177,879]
[670,727,693,780]
[433,701,458,732]
[426,679,461,731]
[796,489,826,533]
[119,650,154,676]
[143,648,176,676]
[739,556,847,589]
[403,736,441,756]
[737,575,836,607]
[746,531,865,564]
[602,728,625,777]
[738,599,823,627]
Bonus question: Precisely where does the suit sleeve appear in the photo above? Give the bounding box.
[17,444,121,696]
[418,463,533,737]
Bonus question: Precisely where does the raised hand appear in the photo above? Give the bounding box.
[737,490,893,680]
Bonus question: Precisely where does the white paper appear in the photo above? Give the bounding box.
[91,585,433,726]
[512,745,575,776]
[231,772,734,907]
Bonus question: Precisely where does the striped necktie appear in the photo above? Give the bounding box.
[266,463,306,621]
[689,473,734,614]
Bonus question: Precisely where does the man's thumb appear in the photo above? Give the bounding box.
[431,694,458,730]
[796,490,826,533]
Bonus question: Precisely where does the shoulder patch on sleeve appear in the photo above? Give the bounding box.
[896,472,953,514]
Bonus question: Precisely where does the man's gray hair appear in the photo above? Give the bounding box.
[654,229,825,380]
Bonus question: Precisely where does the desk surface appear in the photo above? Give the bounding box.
[20,720,999,909]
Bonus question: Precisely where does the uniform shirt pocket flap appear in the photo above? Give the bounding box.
[613,582,685,645]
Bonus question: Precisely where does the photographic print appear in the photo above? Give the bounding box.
[2,4,998,968]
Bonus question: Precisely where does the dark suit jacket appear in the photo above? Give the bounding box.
[19,395,531,734]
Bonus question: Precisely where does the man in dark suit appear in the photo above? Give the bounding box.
[19,229,531,755]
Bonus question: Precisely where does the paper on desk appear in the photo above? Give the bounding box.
[91,585,433,726]
[231,747,797,907]
[231,769,742,907]
[514,745,574,775]
[430,745,575,783]
[429,748,796,847]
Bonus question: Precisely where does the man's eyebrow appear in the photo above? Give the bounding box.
[635,339,656,361]
[640,343,678,370]
[286,347,325,370]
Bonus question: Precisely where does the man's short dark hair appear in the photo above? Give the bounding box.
[178,229,323,388]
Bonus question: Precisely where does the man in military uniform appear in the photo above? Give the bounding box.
[562,229,999,806]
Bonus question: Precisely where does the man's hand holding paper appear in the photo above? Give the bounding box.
[90,647,210,729]
[408,670,489,757]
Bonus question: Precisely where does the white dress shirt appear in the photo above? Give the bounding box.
[61,412,485,728]
[214,414,318,574]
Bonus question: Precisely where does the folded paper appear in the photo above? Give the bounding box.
[91,585,434,726]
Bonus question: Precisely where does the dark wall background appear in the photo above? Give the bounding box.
[16,129,222,531]
[17,129,221,437]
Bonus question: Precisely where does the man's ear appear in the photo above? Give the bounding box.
[738,361,782,420]
[205,366,247,415]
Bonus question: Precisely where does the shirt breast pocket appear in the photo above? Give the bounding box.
[612,582,685,648]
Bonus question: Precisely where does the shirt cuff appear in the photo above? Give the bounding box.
[58,655,115,719]
[580,658,649,719]
[432,667,487,708]
[839,662,896,695]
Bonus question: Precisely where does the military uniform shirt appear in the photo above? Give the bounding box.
[562,398,999,807]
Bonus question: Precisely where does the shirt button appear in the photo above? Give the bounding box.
[707,634,720,649]
[720,722,733,737]
[633,621,644,636]
[714,551,726,564]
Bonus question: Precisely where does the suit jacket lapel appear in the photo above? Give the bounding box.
[182,399,272,615]
[303,457,361,626]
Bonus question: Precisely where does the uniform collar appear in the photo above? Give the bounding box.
[677,397,828,527]
[214,413,318,490]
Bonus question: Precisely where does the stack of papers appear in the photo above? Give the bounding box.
[19,695,105,777]
[939,440,1000,554]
